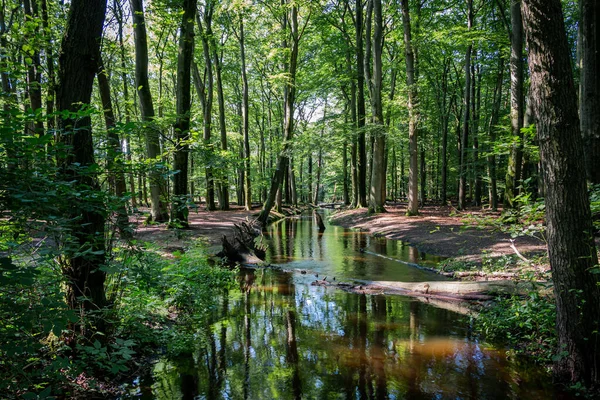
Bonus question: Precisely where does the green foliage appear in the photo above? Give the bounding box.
[475,291,557,364]
[113,242,235,356]
[589,184,600,233]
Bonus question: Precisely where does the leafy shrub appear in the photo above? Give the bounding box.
[475,290,557,363]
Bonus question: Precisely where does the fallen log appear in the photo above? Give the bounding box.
[217,218,267,265]
[351,279,550,299]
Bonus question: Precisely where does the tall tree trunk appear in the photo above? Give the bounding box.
[580,0,600,183]
[56,0,108,331]
[130,0,168,222]
[472,62,482,207]
[522,0,600,385]
[401,0,419,215]
[440,59,450,205]
[458,0,473,210]
[257,3,300,226]
[97,59,130,237]
[171,0,197,227]
[505,0,525,208]
[40,0,56,133]
[115,0,136,207]
[487,57,504,211]
[368,0,386,213]
[212,27,229,210]
[23,0,44,137]
[355,0,368,207]
[239,12,252,210]
[343,140,350,205]
[196,6,216,210]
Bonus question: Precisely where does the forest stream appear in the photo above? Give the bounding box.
[124,212,572,399]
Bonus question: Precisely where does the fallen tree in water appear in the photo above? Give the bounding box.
[339,279,552,301]
[218,218,267,264]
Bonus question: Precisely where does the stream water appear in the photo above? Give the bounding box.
[125,212,572,399]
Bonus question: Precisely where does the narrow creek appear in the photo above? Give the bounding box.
[125,212,572,399]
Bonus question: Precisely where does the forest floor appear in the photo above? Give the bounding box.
[133,202,550,280]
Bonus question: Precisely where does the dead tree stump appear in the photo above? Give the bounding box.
[218,218,267,265]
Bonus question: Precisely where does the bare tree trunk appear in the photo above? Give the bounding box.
[170,0,196,227]
[212,25,229,210]
[355,0,368,207]
[130,0,168,222]
[97,59,130,237]
[401,0,419,215]
[258,3,301,226]
[40,0,56,133]
[239,12,252,210]
[56,0,108,332]
[368,0,386,213]
[505,0,525,208]
[196,6,216,210]
[458,0,473,210]
[23,0,44,137]
[488,57,504,211]
[522,0,600,385]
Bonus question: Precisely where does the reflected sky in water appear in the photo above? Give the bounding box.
[126,270,570,400]
[265,213,447,282]
[124,212,571,399]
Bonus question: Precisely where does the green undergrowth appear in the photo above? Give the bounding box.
[434,253,550,280]
[474,289,557,365]
[0,239,235,398]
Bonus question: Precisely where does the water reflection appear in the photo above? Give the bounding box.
[126,268,569,400]
[265,213,447,282]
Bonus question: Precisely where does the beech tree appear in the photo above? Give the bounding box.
[131,0,168,222]
[171,0,197,227]
[56,0,108,331]
[522,0,600,385]
[401,0,419,215]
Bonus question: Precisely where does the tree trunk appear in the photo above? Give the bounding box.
[487,57,504,211]
[401,0,419,215]
[472,62,482,207]
[196,6,217,211]
[23,0,44,137]
[342,140,350,205]
[580,0,600,183]
[97,59,130,237]
[40,0,56,133]
[522,0,600,385]
[212,25,229,210]
[239,12,252,210]
[130,0,168,222]
[56,0,108,331]
[440,59,450,205]
[368,0,386,214]
[355,0,368,207]
[257,3,300,226]
[458,0,473,210]
[505,0,525,209]
[171,0,197,227]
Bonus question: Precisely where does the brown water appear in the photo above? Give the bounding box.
[125,212,572,399]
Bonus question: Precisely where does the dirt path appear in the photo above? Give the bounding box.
[133,206,256,253]
[329,203,547,263]
[133,203,547,265]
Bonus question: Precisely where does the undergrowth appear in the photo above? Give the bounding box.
[0,239,234,398]
[474,290,557,364]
